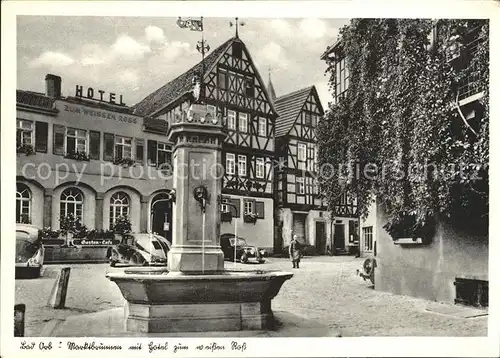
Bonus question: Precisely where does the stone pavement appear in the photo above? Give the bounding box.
[15,256,488,337]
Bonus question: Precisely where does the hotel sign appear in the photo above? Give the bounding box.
[75,85,126,106]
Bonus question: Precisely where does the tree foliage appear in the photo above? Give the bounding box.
[318,19,489,237]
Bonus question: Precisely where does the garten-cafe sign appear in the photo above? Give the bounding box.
[75,85,126,106]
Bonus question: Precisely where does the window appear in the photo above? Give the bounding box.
[157,142,171,167]
[239,113,248,133]
[228,110,236,130]
[218,70,227,90]
[256,157,265,178]
[16,183,31,223]
[245,78,254,97]
[109,192,130,228]
[60,188,84,222]
[17,119,34,147]
[340,192,347,205]
[238,155,247,176]
[244,200,254,214]
[115,136,132,159]
[207,105,216,119]
[221,203,229,213]
[66,128,87,154]
[258,117,267,136]
[226,153,235,175]
[297,143,306,161]
[304,113,312,126]
[297,177,305,194]
[363,226,373,251]
[313,180,319,195]
[335,57,350,103]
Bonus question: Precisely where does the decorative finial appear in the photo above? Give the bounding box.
[229,17,245,38]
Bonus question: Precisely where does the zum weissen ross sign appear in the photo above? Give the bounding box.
[75,85,126,106]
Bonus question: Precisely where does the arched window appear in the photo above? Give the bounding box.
[16,183,31,223]
[109,191,130,228]
[60,188,84,221]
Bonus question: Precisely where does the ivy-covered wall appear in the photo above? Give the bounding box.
[318,18,489,242]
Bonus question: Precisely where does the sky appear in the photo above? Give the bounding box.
[17,16,349,109]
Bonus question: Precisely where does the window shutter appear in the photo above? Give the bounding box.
[89,131,101,160]
[147,140,157,165]
[103,133,114,161]
[53,124,65,155]
[35,121,48,153]
[136,139,144,163]
[230,198,240,218]
[255,201,265,219]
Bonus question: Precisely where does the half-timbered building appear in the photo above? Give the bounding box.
[133,36,278,252]
[272,83,359,255]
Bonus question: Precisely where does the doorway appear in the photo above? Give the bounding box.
[292,213,307,244]
[334,224,345,251]
[151,193,173,243]
[315,221,326,255]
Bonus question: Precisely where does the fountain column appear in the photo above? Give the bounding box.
[167,104,227,273]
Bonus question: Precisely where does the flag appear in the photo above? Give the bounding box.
[177,17,203,32]
[188,19,203,32]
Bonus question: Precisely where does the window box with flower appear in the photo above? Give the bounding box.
[243,212,258,224]
[221,211,233,223]
[17,144,35,156]
[65,150,90,161]
[113,156,135,167]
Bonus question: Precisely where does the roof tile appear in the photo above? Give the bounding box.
[133,38,234,117]
[274,86,313,137]
[16,90,56,110]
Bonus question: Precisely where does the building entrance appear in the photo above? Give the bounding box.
[151,193,173,243]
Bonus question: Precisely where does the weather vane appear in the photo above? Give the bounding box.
[229,17,245,38]
[177,16,210,102]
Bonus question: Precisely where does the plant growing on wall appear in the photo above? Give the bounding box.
[111,215,132,235]
[317,19,489,238]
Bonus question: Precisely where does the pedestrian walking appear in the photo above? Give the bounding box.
[289,235,302,269]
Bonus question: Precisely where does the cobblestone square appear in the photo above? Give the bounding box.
[15,256,487,337]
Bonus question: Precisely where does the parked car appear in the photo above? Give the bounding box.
[220,233,266,264]
[16,224,45,278]
[106,233,171,267]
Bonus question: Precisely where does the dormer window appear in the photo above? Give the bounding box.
[232,42,242,59]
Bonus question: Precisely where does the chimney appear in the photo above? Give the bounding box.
[45,74,62,98]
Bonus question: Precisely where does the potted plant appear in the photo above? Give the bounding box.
[59,214,86,246]
[243,212,258,224]
[111,215,132,236]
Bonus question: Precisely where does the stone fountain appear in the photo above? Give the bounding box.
[106,102,293,333]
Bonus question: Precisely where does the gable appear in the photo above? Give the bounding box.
[203,38,278,117]
[274,86,312,137]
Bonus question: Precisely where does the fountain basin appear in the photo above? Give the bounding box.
[106,268,293,333]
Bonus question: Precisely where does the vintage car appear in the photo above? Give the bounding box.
[106,233,171,267]
[220,233,266,264]
[16,224,45,278]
